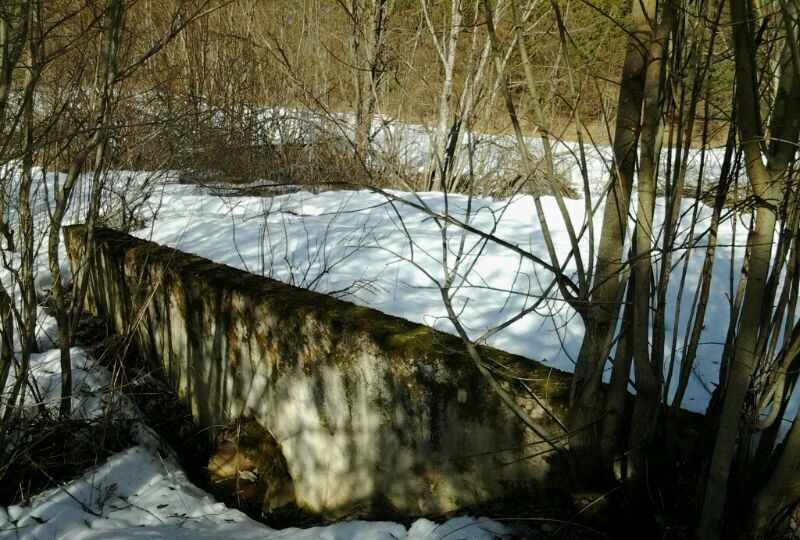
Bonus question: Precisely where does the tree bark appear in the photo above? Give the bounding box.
[628,0,677,470]
[696,0,786,536]
[569,0,654,484]
[427,0,462,192]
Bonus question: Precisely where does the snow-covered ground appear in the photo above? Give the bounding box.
[0,112,790,538]
[0,171,534,538]
[120,110,784,417]
[135,181,754,414]
[1,443,508,539]
[259,107,727,195]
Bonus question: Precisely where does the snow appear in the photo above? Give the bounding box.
[134,183,754,414]
[0,177,516,537]
[0,180,518,538]
[0,443,509,539]
[0,111,791,537]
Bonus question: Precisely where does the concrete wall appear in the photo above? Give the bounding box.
[65,226,572,519]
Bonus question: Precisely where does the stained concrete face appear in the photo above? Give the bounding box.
[65,225,572,519]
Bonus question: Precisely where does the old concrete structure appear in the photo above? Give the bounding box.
[65,226,572,519]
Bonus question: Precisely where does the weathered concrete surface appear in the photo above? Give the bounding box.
[65,226,573,519]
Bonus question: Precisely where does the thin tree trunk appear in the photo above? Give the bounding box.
[2,0,39,439]
[748,354,800,536]
[671,125,734,411]
[628,1,678,469]
[569,0,654,483]
[428,0,462,192]
[0,4,27,251]
[350,0,390,161]
[697,1,786,535]
[698,0,800,533]
[49,0,123,417]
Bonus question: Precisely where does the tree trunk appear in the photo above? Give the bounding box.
[697,0,798,534]
[429,0,462,192]
[569,0,654,484]
[628,0,677,470]
[351,0,390,161]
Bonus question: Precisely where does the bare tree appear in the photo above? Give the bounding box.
[698,0,800,535]
[339,0,393,159]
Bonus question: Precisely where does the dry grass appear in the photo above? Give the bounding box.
[0,415,134,505]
